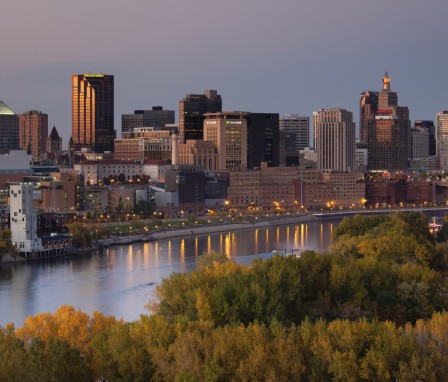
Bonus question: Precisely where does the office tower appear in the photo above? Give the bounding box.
[415,120,436,156]
[46,126,62,154]
[72,74,114,153]
[121,106,175,134]
[411,127,429,159]
[179,90,222,143]
[366,72,410,171]
[18,110,48,159]
[0,100,19,155]
[359,91,378,144]
[437,111,448,171]
[204,112,247,170]
[246,113,280,168]
[314,108,355,172]
[279,114,309,166]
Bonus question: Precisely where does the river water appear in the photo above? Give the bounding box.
[0,219,337,326]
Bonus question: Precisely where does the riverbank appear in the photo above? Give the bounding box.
[0,213,319,264]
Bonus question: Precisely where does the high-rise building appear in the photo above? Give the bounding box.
[0,100,19,155]
[279,114,309,166]
[204,112,248,171]
[179,90,222,143]
[18,110,48,159]
[72,74,114,153]
[314,108,356,172]
[246,113,280,168]
[366,73,410,171]
[411,127,429,159]
[121,106,175,134]
[415,120,436,156]
[437,111,448,171]
[359,91,378,144]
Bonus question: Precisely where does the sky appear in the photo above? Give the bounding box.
[1,0,448,146]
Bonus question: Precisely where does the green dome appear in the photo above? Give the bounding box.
[0,100,15,115]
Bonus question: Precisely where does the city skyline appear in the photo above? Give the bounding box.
[2,0,448,145]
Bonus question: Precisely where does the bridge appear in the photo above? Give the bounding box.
[312,206,448,220]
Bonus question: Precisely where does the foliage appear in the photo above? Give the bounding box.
[3,212,448,380]
[0,228,17,256]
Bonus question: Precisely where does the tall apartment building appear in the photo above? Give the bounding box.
[366,73,410,171]
[437,111,448,171]
[72,74,115,153]
[179,90,222,143]
[279,114,310,166]
[18,110,48,160]
[121,106,175,134]
[314,108,355,172]
[0,100,19,155]
[204,112,248,171]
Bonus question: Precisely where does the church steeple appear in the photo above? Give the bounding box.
[382,71,391,91]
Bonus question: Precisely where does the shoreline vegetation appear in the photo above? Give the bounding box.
[1,212,448,381]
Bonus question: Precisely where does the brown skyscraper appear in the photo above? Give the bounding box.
[18,110,48,159]
[366,72,410,170]
[72,74,114,153]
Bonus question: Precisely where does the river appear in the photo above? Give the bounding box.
[0,219,338,326]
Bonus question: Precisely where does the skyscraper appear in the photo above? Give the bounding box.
[246,113,280,168]
[314,108,355,172]
[279,114,309,166]
[179,90,222,143]
[0,100,19,155]
[72,74,114,153]
[359,91,378,144]
[204,112,248,171]
[18,110,48,159]
[366,72,410,171]
[437,111,448,171]
[121,106,175,134]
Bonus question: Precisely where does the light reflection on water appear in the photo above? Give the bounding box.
[0,220,336,326]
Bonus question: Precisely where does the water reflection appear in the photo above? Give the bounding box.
[0,220,337,326]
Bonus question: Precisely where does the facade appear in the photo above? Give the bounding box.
[10,183,42,256]
[18,110,48,160]
[72,74,114,153]
[178,139,218,170]
[164,165,206,213]
[121,106,175,134]
[179,90,222,143]
[227,165,364,209]
[114,130,172,162]
[0,100,19,155]
[279,114,310,166]
[314,108,356,172]
[437,111,448,171]
[204,112,248,171]
[366,73,410,171]
[246,113,280,168]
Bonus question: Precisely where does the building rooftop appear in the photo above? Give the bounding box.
[0,100,15,115]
